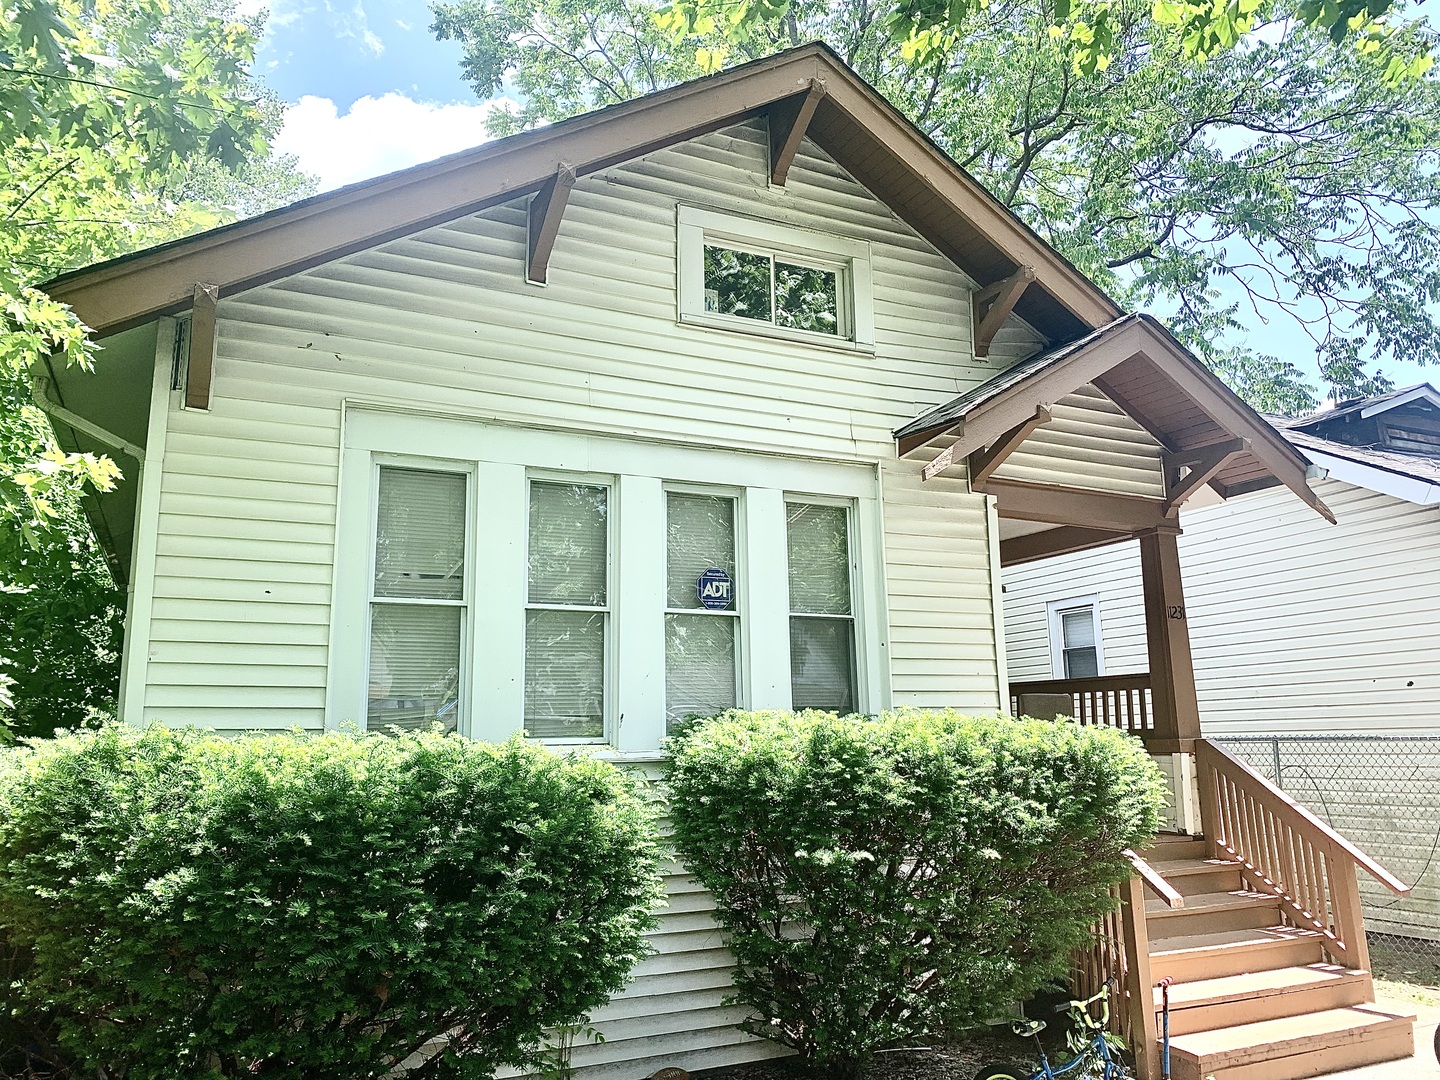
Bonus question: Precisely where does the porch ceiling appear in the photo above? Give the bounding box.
[895,313,1334,531]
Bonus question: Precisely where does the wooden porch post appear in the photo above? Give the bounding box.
[1137,528,1201,747]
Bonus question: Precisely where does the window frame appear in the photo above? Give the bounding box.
[1046,595,1105,680]
[677,205,875,351]
[522,470,617,745]
[362,455,477,735]
[784,493,861,714]
[662,482,745,729]
[329,408,891,752]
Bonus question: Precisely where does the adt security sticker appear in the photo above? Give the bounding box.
[696,567,734,610]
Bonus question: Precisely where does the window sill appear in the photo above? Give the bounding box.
[679,312,876,356]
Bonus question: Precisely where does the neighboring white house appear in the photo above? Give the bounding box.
[1003,385,1440,943]
[37,44,1383,1080]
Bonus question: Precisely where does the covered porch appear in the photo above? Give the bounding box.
[893,313,1414,1080]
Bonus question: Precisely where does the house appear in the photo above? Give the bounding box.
[35,44,1415,1080]
[1003,384,1440,950]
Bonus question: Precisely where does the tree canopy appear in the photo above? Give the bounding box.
[432,0,1440,413]
[0,0,313,735]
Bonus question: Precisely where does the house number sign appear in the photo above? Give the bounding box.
[697,567,734,610]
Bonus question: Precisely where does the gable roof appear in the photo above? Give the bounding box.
[894,313,1334,521]
[1292,384,1440,429]
[1281,427,1440,505]
[42,43,1120,343]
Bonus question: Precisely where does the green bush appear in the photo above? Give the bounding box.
[0,724,662,1079]
[666,709,1167,1077]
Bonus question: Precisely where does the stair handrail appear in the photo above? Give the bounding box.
[1196,740,1411,896]
[1124,848,1185,909]
[1195,738,1409,972]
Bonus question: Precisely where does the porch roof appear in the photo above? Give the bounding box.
[894,313,1334,524]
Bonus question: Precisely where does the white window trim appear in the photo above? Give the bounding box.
[785,493,864,714]
[523,471,616,745]
[362,455,478,736]
[663,483,745,728]
[677,205,875,352]
[1046,595,1105,680]
[328,406,890,752]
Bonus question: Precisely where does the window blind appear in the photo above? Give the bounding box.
[368,467,467,733]
[665,492,738,728]
[786,502,856,713]
[525,481,609,739]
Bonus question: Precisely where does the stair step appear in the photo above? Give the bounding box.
[1148,890,1281,935]
[1150,926,1328,982]
[1154,964,1372,1036]
[1168,1005,1415,1080]
[1147,857,1245,896]
[1142,835,1207,861]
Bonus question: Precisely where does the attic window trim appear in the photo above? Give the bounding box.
[676,205,876,353]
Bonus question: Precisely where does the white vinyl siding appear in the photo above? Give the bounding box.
[992,384,1166,496]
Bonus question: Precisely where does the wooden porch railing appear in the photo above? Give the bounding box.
[1074,872,1158,1080]
[1195,738,1411,971]
[1010,674,1154,740]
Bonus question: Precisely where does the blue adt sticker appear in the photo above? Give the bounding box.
[696,567,733,610]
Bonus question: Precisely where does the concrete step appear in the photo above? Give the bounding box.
[1154,963,1372,1036]
[1147,889,1282,936]
[1150,925,1328,982]
[1167,1005,1415,1080]
[1147,856,1245,896]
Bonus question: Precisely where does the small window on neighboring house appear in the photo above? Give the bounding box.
[665,491,740,730]
[1048,598,1104,679]
[787,501,857,713]
[524,480,610,740]
[678,206,874,349]
[368,467,468,732]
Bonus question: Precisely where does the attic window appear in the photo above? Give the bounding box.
[678,206,874,350]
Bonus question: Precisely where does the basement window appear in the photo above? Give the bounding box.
[678,206,874,349]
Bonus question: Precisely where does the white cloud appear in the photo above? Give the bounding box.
[275,93,507,192]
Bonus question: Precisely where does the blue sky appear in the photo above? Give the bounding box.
[245,0,1436,397]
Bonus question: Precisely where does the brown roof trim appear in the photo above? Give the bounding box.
[894,314,1334,523]
[44,42,1120,340]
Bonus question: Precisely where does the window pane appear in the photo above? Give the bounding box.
[1061,608,1096,648]
[528,481,608,606]
[704,245,772,323]
[666,614,737,730]
[1064,647,1100,679]
[374,468,466,600]
[524,609,605,739]
[786,503,851,615]
[367,604,462,732]
[667,492,736,610]
[775,261,839,335]
[790,616,855,714]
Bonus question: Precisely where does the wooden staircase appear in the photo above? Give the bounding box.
[1140,835,1414,1080]
[1077,740,1417,1080]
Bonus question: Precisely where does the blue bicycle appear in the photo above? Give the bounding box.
[972,983,1132,1080]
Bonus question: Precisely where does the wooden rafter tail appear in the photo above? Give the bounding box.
[964,404,1052,488]
[972,265,1036,357]
[526,162,578,285]
[767,80,826,187]
[1161,436,1249,513]
[186,282,219,411]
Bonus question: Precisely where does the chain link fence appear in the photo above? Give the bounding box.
[1215,735,1440,985]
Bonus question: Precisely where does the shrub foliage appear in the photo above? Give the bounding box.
[667,709,1167,1076]
[0,725,662,1079]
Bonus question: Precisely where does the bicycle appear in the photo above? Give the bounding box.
[973,982,1132,1080]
